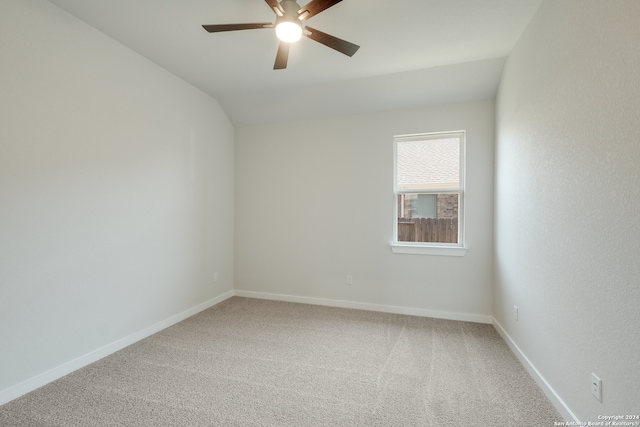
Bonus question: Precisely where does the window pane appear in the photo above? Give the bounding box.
[396,137,460,191]
[397,193,458,243]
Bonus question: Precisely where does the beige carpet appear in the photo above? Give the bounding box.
[0,297,562,426]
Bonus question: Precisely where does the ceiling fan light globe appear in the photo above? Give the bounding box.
[276,21,302,43]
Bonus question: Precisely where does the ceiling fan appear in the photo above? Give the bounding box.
[202,0,360,70]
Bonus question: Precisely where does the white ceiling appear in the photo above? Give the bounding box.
[47,0,542,126]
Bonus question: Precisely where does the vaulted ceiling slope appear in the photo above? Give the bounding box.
[47,0,543,126]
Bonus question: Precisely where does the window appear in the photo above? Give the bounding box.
[392,131,466,256]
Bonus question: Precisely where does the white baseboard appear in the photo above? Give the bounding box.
[492,318,578,423]
[233,290,493,324]
[0,290,235,406]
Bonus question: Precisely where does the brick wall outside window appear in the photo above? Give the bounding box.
[436,194,458,219]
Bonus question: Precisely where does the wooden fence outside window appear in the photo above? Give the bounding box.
[397,217,458,243]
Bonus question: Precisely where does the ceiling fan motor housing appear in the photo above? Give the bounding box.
[276,1,304,25]
[279,0,303,19]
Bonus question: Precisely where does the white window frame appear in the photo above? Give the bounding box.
[391,131,467,256]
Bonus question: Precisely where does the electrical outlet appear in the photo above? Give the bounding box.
[514,306,518,321]
[346,275,353,285]
[591,373,602,402]
[214,272,219,282]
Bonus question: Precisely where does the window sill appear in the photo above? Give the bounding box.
[390,243,467,257]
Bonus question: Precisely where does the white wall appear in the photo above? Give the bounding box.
[235,100,495,320]
[0,0,234,396]
[495,0,640,421]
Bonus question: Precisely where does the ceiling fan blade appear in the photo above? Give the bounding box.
[297,0,343,21]
[304,26,359,57]
[202,23,272,33]
[264,0,284,16]
[274,42,290,70]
